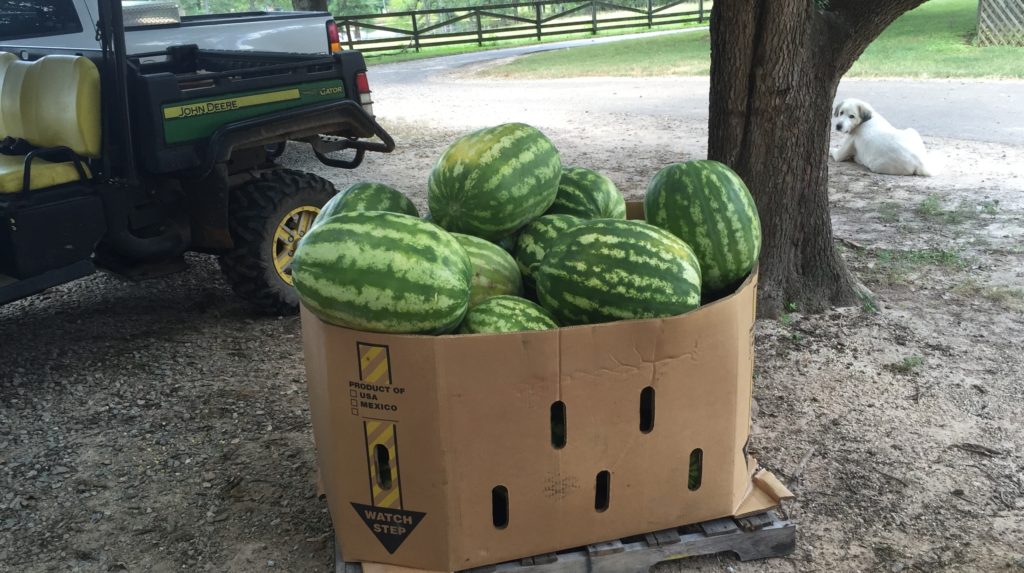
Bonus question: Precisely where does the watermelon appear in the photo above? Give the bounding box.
[547,167,626,219]
[513,214,583,288]
[292,211,471,333]
[536,219,702,326]
[427,123,561,241]
[452,233,524,306]
[644,160,760,294]
[314,182,418,228]
[458,295,558,334]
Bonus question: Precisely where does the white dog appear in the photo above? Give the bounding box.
[830,98,935,176]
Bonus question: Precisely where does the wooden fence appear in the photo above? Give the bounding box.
[335,0,709,53]
[977,0,1024,46]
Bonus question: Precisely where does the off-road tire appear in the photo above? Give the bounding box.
[219,168,337,315]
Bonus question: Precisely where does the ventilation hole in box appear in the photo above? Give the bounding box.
[688,448,703,491]
[639,386,655,433]
[595,470,611,512]
[492,485,509,529]
[374,444,393,490]
[550,401,567,449]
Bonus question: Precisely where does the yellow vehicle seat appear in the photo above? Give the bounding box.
[0,54,101,193]
[0,51,23,137]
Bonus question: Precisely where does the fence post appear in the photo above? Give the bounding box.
[699,0,704,23]
[411,14,420,52]
[476,10,483,46]
[535,2,542,41]
[344,21,355,50]
[591,0,597,35]
[646,0,652,28]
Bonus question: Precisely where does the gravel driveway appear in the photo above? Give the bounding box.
[2,41,1023,573]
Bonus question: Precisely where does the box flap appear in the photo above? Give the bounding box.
[733,457,793,518]
[753,468,794,503]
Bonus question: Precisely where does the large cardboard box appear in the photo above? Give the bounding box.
[301,250,792,571]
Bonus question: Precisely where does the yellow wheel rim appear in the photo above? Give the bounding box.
[273,205,320,285]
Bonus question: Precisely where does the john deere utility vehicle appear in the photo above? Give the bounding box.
[0,0,394,313]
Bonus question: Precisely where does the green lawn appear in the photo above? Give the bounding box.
[473,29,710,78]
[475,0,1024,79]
[363,22,708,66]
[848,0,1022,78]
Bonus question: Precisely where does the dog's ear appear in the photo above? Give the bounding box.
[857,102,873,122]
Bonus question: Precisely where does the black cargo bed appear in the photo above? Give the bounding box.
[128,46,376,174]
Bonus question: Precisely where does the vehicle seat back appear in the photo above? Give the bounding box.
[0,54,101,158]
[0,52,28,138]
[0,52,17,136]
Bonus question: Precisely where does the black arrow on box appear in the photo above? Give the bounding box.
[351,503,426,554]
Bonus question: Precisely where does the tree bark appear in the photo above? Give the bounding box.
[292,0,330,11]
[708,0,924,317]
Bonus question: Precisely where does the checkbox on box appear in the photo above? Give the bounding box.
[350,408,359,416]
[349,389,357,397]
[350,399,359,407]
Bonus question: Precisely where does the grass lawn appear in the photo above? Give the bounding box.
[474,0,1024,79]
[473,28,709,78]
[362,22,707,66]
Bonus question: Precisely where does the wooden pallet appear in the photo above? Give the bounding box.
[336,510,795,573]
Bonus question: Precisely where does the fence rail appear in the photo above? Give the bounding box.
[335,0,709,53]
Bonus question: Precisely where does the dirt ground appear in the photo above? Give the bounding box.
[2,72,1023,572]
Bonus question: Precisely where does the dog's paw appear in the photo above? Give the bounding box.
[829,149,840,161]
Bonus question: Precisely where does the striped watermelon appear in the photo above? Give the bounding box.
[513,214,583,288]
[452,233,524,306]
[536,219,702,325]
[644,160,760,294]
[314,182,419,228]
[292,211,472,333]
[458,295,558,334]
[547,167,626,219]
[427,123,562,241]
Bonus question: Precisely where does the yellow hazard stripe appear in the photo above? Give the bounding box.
[163,88,301,120]
[365,360,389,385]
[360,346,383,371]
[365,421,401,509]
[358,344,391,385]
[376,488,401,509]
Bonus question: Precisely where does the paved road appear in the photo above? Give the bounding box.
[369,29,703,85]
[369,32,1024,146]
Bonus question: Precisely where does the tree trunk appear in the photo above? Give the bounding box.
[292,0,330,11]
[708,0,925,317]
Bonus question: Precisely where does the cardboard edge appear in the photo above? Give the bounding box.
[754,468,794,502]
[315,468,325,499]
[733,457,794,518]
[361,563,449,573]
[727,270,758,517]
[430,336,458,571]
[304,267,761,341]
